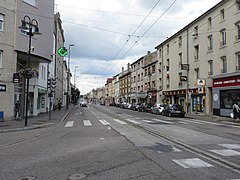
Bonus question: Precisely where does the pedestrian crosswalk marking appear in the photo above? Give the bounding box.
[113,119,127,125]
[143,120,154,123]
[152,119,173,124]
[125,119,141,124]
[219,144,240,149]
[65,121,74,127]
[179,119,203,124]
[172,158,213,168]
[210,149,240,156]
[83,120,92,127]
[99,120,110,125]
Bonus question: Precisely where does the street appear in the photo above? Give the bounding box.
[0,104,240,180]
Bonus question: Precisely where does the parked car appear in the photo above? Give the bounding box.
[151,104,166,115]
[162,104,185,117]
[138,103,153,112]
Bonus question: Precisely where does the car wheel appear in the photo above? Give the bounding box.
[168,112,172,117]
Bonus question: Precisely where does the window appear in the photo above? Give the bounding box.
[221,56,227,73]
[237,53,240,70]
[178,36,182,47]
[194,68,199,81]
[194,45,199,60]
[167,44,169,54]
[220,90,240,109]
[220,29,226,46]
[145,69,147,76]
[208,35,213,51]
[208,17,212,27]
[237,0,240,11]
[137,74,140,82]
[152,81,156,88]
[152,65,155,74]
[137,62,140,70]
[141,73,143,81]
[23,0,37,6]
[236,22,240,41]
[133,76,136,83]
[208,60,213,75]
[193,26,198,37]
[0,50,2,68]
[220,9,225,20]
[41,65,46,80]
[0,14,4,31]
[179,53,182,65]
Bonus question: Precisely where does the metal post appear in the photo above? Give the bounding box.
[25,27,32,126]
[66,44,74,110]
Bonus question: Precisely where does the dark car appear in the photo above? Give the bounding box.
[138,103,153,112]
[162,104,185,117]
[151,104,166,115]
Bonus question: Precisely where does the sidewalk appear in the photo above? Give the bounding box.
[186,113,240,126]
[0,105,74,133]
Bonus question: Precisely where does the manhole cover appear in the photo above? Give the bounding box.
[68,174,87,180]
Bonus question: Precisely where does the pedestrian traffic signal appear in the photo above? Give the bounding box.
[58,47,68,57]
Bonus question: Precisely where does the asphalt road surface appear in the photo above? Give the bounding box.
[1,104,240,180]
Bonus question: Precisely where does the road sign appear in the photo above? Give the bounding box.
[0,84,6,92]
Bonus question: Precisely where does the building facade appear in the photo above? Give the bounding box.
[155,0,240,115]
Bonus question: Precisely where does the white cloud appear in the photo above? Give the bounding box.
[55,0,222,94]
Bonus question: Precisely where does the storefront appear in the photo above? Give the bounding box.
[163,88,206,113]
[213,74,240,117]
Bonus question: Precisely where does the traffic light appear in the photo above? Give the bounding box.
[47,78,51,89]
[58,47,68,57]
[51,77,57,91]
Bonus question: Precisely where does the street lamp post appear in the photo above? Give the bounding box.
[19,15,41,126]
[66,44,75,110]
[74,65,79,88]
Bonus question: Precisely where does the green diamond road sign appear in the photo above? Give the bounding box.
[58,47,68,57]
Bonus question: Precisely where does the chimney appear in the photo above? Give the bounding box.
[122,67,124,72]
[127,63,130,71]
[147,51,151,55]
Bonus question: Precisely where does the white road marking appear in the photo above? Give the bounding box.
[171,146,182,152]
[125,119,141,124]
[219,144,240,149]
[143,120,154,123]
[65,121,74,127]
[210,149,240,156]
[152,119,174,124]
[83,120,92,127]
[99,120,110,125]
[79,112,82,114]
[172,158,213,168]
[123,114,133,118]
[113,119,127,125]
[108,126,111,130]
[179,119,203,124]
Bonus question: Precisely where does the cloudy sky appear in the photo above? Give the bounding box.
[54,0,221,94]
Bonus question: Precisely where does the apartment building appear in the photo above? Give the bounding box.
[142,51,158,104]
[119,64,131,103]
[54,12,66,107]
[113,74,120,104]
[0,0,17,120]
[105,78,114,105]
[155,0,240,116]
[130,56,145,103]
[0,0,54,120]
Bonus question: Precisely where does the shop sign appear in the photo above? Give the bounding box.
[197,79,205,86]
[0,84,6,92]
[213,76,240,88]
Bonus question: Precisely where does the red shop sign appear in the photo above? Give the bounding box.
[213,75,240,88]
